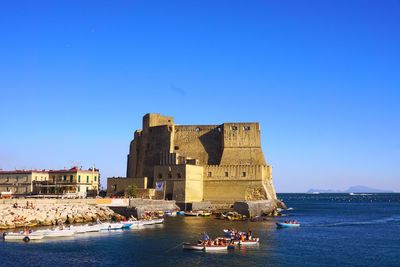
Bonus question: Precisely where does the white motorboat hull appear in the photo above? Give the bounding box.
[4,233,44,241]
[99,223,124,231]
[70,224,102,233]
[234,239,259,245]
[41,229,76,237]
[182,243,229,251]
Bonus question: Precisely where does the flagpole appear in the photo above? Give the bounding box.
[163,181,166,200]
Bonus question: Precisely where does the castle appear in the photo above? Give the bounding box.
[108,113,277,205]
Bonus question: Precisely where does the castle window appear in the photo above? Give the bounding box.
[195,127,201,132]
[174,146,179,150]
[208,172,212,177]
[225,172,228,177]
[78,175,81,182]
[243,126,251,131]
[231,126,238,131]
[112,185,117,191]
[242,172,247,177]
[177,173,182,179]
[158,173,163,179]
[168,173,172,179]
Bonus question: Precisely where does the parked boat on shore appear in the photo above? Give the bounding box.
[3,232,44,241]
[121,217,164,229]
[36,228,76,238]
[70,224,103,233]
[99,222,124,231]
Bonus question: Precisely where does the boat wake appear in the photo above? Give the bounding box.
[310,216,400,227]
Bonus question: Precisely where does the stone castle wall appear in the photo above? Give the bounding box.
[125,113,277,203]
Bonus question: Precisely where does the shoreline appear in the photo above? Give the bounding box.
[0,203,124,230]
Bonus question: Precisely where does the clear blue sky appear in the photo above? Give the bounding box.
[1,0,399,192]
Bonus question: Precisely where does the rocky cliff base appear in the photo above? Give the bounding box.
[233,199,287,218]
[0,204,124,230]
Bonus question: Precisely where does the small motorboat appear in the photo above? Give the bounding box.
[3,232,44,241]
[199,212,211,217]
[99,223,124,231]
[276,222,300,228]
[37,229,76,238]
[140,218,164,225]
[234,238,259,245]
[184,211,199,217]
[70,224,102,233]
[165,211,177,217]
[176,211,185,215]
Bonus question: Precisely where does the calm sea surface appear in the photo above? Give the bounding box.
[1,193,399,267]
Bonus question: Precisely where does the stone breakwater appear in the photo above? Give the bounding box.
[0,204,124,230]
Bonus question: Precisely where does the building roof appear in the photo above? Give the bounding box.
[0,170,48,175]
[48,167,99,174]
[0,167,99,175]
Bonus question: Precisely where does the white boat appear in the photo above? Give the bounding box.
[99,222,124,231]
[36,229,76,238]
[182,243,230,251]
[3,232,44,241]
[234,238,259,245]
[70,224,103,233]
[140,218,164,225]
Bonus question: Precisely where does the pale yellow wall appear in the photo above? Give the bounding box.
[49,171,99,193]
[0,172,48,194]
[184,165,203,202]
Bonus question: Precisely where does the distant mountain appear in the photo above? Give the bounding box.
[307,186,394,194]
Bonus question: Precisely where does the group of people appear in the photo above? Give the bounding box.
[198,238,230,247]
[284,220,299,224]
[226,229,254,241]
[13,201,35,209]
[24,227,33,235]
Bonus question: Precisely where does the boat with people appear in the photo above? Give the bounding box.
[183,234,235,252]
[223,229,259,245]
[182,243,232,251]
[276,220,301,228]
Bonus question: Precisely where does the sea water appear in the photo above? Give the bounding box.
[1,193,399,266]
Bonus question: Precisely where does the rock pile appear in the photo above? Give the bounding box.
[0,204,124,230]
